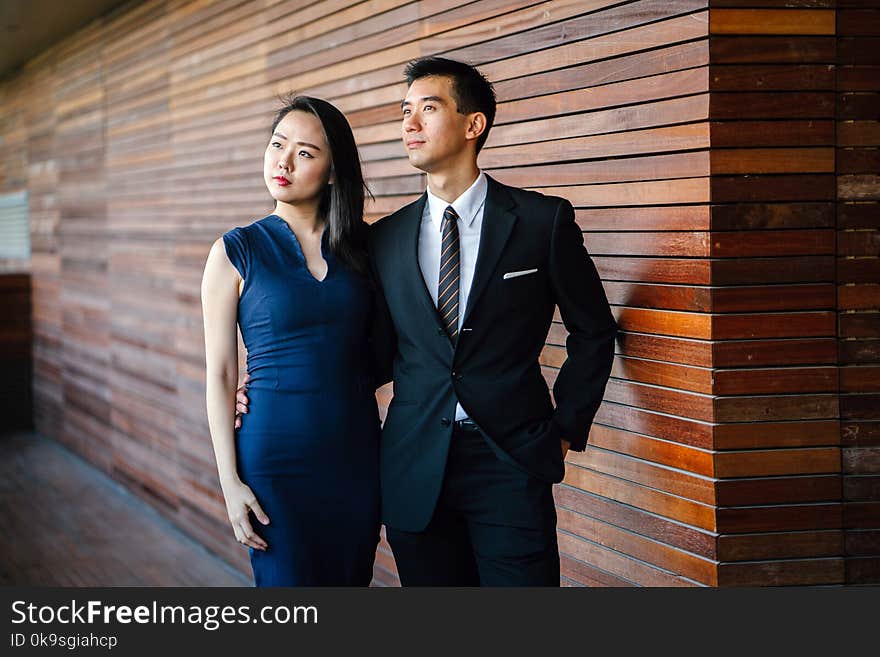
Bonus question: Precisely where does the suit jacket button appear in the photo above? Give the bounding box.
[452,371,463,381]
[437,327,445,336]
[440,418,451,427]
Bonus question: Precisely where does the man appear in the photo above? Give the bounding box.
[241,57,617,585]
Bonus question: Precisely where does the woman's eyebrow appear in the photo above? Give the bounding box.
[271,133,321,150]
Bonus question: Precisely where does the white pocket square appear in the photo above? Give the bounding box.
[503,268,538,280]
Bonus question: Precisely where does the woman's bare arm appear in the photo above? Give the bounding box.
[201,238,269,550]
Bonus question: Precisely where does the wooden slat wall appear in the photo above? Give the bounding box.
[56,18,115,477]
[1,0,873,586]
[525,3,715,586]
[837,0,880,586]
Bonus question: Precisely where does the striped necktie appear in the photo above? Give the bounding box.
[438,205,461,340]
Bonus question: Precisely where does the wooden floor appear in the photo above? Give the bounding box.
[0,431,249,586]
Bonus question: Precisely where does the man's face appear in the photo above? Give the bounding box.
[401,75,473,173]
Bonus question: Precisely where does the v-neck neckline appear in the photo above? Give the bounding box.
[271,214,330,283]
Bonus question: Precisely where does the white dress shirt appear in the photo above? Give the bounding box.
[418,171,488,422]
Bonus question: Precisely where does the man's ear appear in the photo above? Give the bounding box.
[465,112,487,143]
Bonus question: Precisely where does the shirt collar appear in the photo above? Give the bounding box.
[425,171,488,231]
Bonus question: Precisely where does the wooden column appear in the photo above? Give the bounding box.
[837,0,880,586]
[708,1,843,586]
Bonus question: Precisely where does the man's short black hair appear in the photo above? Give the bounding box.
[404,56,496,153]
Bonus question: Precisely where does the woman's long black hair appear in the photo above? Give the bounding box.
[271,94,372,280]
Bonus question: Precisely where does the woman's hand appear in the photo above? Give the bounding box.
[221,478,270,551]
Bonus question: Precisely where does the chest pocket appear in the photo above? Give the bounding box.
[496,267,547,313]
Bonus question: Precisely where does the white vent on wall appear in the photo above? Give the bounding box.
[0,191,30,259]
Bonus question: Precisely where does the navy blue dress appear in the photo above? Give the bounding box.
[223,215,380,586]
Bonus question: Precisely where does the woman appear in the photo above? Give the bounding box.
[201,96,380,586]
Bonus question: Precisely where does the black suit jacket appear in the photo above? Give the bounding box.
[369,175,617,532]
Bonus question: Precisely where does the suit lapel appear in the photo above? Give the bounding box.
[461,176,517,327]
[397,192,443,328]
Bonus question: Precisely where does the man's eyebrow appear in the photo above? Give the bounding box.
[400,95,444,109]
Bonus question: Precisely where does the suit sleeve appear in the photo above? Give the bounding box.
[367,226,396,389]
[547,198,617,451]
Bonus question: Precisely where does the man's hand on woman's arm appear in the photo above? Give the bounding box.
[234,372,250,429]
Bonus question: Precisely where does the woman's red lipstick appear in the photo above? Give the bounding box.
[273,176,290,186]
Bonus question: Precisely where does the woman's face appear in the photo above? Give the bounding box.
[264,110,331,206]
